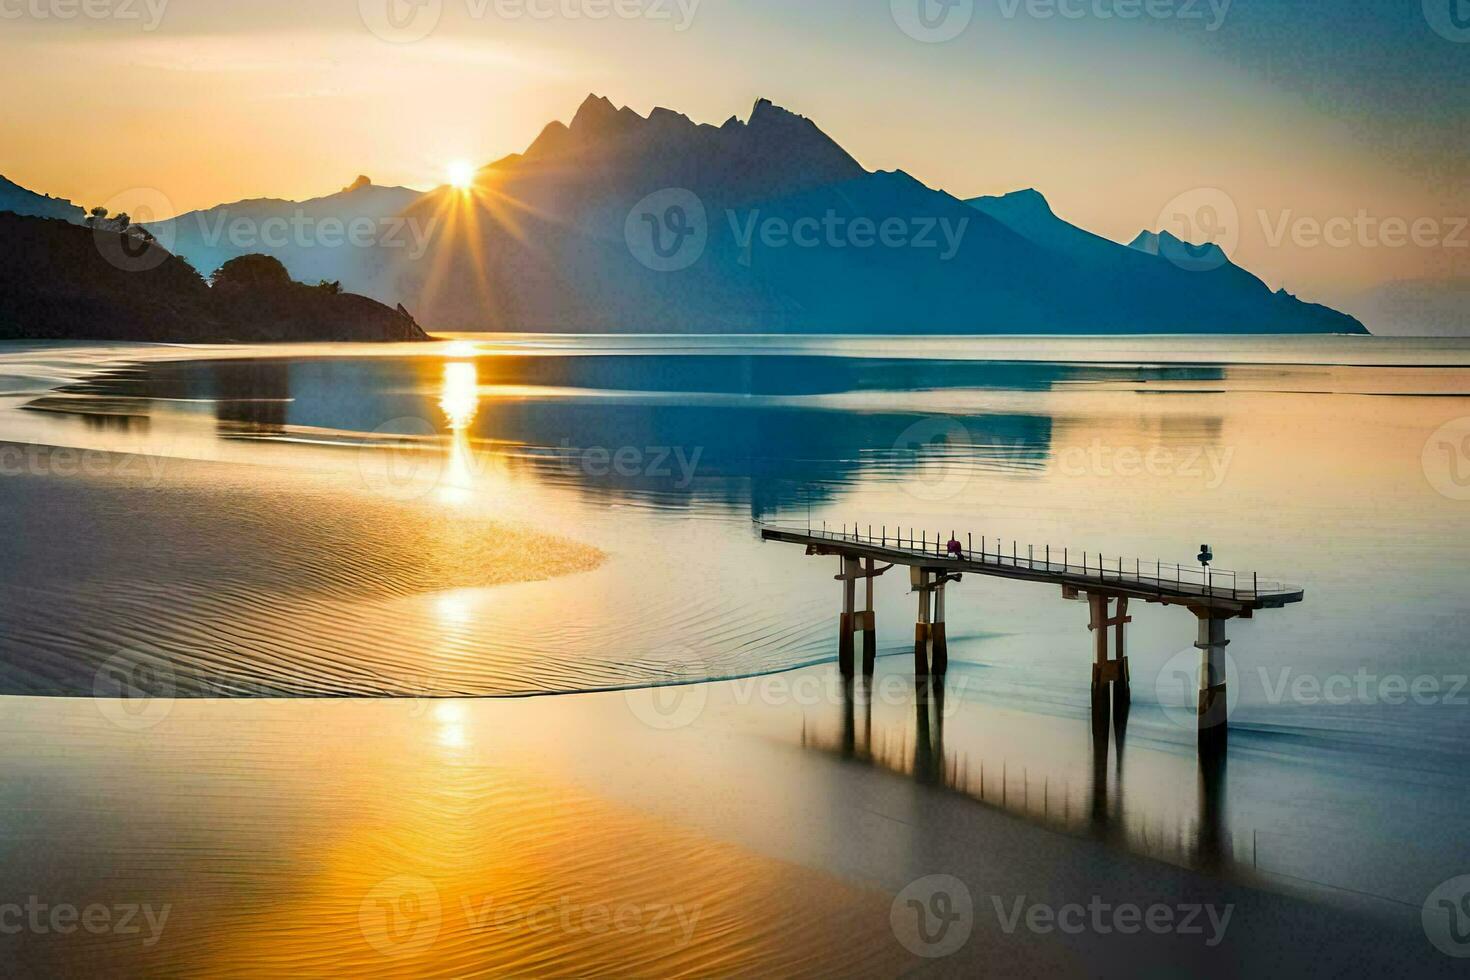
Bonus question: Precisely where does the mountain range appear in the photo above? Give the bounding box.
[367,95,1362,333]
[146,175,422,293]
[2,94,1371,335]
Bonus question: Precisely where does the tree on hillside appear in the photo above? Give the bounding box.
[210,254,293,291]
[85,206,152,242]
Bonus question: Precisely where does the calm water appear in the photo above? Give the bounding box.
[2,334,1470,961]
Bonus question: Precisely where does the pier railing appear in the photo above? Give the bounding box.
[758,522,1300,604]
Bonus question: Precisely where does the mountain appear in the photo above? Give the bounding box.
[358,94,1364,334]
[143,177,424,293]
[0,174,85,223]
[369,96,1051,331]
[967,188,1115,261]
[0,213,428,343]
[968,190,1364,334]
[1126,229,1232,272]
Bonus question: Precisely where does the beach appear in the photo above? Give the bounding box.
[0,680,1454,977]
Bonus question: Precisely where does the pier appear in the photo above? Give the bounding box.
[757,522,1305,745]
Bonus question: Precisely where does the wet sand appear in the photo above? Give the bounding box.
[0,440,833,698]
[0,690,1453,978]
[0,443,605,697]
[0,697,910,978]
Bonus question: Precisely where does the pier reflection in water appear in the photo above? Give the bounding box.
[809,669,1229,876]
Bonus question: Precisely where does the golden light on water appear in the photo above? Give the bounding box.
[438,361,481,503]
[439,361,480,431]
[95,701,906,976]
[433,701,469,750]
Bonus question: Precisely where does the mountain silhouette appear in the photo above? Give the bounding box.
[143,177,422,291]
[2,97,1369,335]
[375,95,1363,333]
[968,191,1361,333]
[0,174,85,224]
[0,213,428,342]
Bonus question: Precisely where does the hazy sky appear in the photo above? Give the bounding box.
[3,0,1466,302]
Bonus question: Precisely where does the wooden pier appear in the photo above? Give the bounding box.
[757,522,1305,745]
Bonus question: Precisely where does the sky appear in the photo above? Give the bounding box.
[2,0,1467,305]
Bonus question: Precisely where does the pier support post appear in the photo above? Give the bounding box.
[1087,593,1131,715]
[1113,597,1131,712]
[1195,612,1231,749]
[861,557,877,676]
[912,568,932,676]
[838,556,859,678]
[931,576,949,676]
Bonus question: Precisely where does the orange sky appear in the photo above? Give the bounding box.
[2,2,1465,305]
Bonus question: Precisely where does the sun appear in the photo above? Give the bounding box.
[447,160,475,191]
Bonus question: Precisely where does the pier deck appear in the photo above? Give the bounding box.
[757,521,1306,744]
[757,524,1303,616]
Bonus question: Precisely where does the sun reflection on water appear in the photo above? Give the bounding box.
[433,701,469,751]
[438,361,480,504]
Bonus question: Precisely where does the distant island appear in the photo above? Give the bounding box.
[0,212,427,343]
[0,95,1371,337]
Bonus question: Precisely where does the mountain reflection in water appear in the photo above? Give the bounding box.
[24,352,1232,515]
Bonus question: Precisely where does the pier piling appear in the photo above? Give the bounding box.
[931,574,949,675]
[1086,593,1132,717]
[912,567,932,675]
[862,557,877,675]
[838,556,859,678]
[1195,612,1231,749]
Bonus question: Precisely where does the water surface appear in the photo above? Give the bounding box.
[3,333,1469,945]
